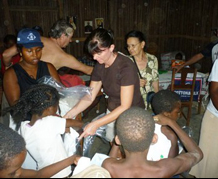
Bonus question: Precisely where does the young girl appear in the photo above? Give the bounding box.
[0,123,80,178]
[4,84,83,178]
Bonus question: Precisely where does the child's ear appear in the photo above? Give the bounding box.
[115,135,121,145]
[163,112,171,118]
[151,133,158,145]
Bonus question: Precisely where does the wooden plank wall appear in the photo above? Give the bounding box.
[1,0,218,72]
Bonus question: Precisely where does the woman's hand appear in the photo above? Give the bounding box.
[78,121,99,141]
[140,78,147,87]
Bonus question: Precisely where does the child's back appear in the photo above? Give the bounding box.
[147,123,172,161]
[103,107,203,178]
[20,116,72,177]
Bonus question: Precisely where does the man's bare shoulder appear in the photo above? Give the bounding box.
[41,37,61,49]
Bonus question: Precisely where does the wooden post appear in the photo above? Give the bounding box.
[57,0,64,19]
[2,0,15,34]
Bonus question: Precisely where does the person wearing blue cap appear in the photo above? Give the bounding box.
[3,28,61,107]
[3,19,93,75]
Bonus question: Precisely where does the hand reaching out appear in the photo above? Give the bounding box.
[78,121,99,141]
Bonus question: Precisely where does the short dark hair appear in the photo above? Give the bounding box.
[125,30,147,51]
[32,26,44,36]
[151,90,181,115]
[175,52,183,60]
[116,107,155,152]
[0,124,26,171]
[3,34,17,44]
[84,28,114,57]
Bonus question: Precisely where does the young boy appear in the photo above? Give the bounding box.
[0,123,80,178]
[149,90,181,160]
[102,107,203,178]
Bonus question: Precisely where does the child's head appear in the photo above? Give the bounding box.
[175,53,183,60]
[151,90,181,121]
[116,107,155,153]
[0,124,26,178]
[4,84,60,130]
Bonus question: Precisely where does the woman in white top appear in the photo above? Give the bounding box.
[190,59,218,178]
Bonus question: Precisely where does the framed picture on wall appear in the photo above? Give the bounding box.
[95,18,104,29]
[84,20,93,34]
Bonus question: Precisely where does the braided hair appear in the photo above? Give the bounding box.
[3,84,60,131]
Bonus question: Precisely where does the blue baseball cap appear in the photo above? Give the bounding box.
[17,28,44,48]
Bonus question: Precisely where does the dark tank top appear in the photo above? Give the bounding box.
[13,61,50,95]
[12,61,50,121]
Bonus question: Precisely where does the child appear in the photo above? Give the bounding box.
[0,123,80,178]
[102,107,203,178]
[4,84,83,178]
[109,90,181,161]
[149,90,181,160]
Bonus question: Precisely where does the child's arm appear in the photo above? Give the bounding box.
[161,126,179,158]
[20,155,80,178]
[65,118,84,131]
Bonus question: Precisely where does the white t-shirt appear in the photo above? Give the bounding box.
[19,116,71,178]
[212,44,218,63]
[207,59,218,117]
[147,123,171,161]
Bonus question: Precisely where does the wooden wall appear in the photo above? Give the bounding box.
[1,0,218,72]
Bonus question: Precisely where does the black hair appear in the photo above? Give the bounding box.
[175,52,183,60]
[125,30,147,51]
[49,19,74,38]
[32,26,44,36]
[116,107,155,152]
[3,34,17,44]
[84,28,114,57]
[0,124,26,171]
[151,90,181,115]
[16,44,23,53]
[3,84,60,131]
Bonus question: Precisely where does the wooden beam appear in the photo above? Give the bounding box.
[9,6,58,12]
[2,0,15,34]
[57,0,64,19]
[72,35,210,43]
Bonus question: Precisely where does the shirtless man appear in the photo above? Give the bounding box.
[2,19,93,75]
[102,107,203,178]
